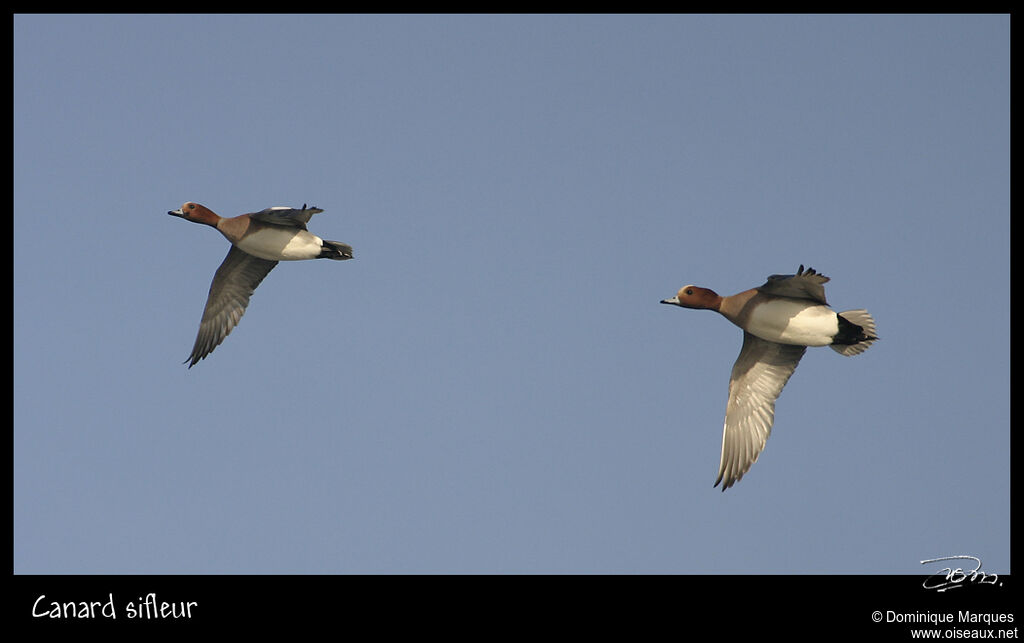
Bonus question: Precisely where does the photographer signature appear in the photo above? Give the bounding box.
[920,555,1000,592]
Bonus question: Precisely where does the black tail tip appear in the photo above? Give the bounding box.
[320,243,354,260]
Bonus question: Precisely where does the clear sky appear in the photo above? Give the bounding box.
[14,14,1009,575]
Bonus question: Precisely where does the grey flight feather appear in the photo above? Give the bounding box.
[187,246,278,368]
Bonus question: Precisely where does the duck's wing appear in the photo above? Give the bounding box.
[715,332,806,490]
[757,264,830,305]
[248,204,324,230]
[186,246,277,367]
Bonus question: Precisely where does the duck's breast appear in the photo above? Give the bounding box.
[745,298,838,347]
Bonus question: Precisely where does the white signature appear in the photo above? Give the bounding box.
[920,555,1000,592]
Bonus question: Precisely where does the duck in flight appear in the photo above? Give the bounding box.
[168,202,353,368]
[661,265,877,490]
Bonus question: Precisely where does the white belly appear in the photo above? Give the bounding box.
[236,228,323,261]
[745,299,838,346]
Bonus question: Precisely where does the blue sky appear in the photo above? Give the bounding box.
[14,14,1009,574]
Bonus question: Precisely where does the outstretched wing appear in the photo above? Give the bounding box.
[716,332,806,490]
[248,204,325,230]
[186,246,277,367]
[757,264,830,305]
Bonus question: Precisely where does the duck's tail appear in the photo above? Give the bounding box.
[831,309,878,356]
[319,240,354,260]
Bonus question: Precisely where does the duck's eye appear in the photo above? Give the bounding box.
[188,204,195,210]
[685,288,694,296]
